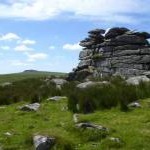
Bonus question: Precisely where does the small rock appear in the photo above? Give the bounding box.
[33,135,55,150]
[73,114,80,123]
[61,106,68,111]
[47,96,67,101]
[19,103,40,111]
[76,122,108,131]
[108,137,124,146]
[0,106,6,109]
[128,101,141,108]
[4,132,12,136]
[126,76,150,85]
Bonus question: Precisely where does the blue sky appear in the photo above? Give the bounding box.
[0,0,150,74]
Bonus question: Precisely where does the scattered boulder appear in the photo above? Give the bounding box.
[51,78,67,89]
[126,76,150,85]
[33,135,55,150]
[0,106,6,109]
[76,122,108,132]
[47,96,67,101]
[73,114,80,123]
[19,103,40,111]
[76,81,109,89]
[0,82,12,87]
[143,71,150,78]
[4,132,12,137]
[128,101,141,108]
[109,137,123,144]
[61,106,68,111]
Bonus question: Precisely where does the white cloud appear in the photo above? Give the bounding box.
[63,43,81,51]
[0,33,20,41]
[0,46,10,50]
[0,0,149,23]
[25,52,48,62]
[14,45,33,52]
[49,46,55,50]
[20,39,36,45]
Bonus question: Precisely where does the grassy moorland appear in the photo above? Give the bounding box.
[0,76,150,149]
[0,71,66,84]
[0,98,150,150]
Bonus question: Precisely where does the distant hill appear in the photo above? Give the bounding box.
[23,69,39,73]
[0,71,67,83]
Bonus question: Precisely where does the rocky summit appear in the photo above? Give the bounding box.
[68,27,150,80]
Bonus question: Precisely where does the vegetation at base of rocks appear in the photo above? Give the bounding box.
[66,81,137,113]
[65,76,150,113]
[1,75,150,114]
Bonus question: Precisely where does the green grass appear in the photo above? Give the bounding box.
[0,71,67,84]
[0,98,150,149]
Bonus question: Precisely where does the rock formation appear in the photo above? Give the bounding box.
[68,27,150,80]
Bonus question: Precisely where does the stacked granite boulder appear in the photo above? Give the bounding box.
[68,27,150,80]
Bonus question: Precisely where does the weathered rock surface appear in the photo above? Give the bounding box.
[19,103,40,111]
[33,135,55,150]
[67,27,150,80]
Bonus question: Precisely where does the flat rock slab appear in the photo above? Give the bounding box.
[33,135,55,150]
[76,122,108,132]
[47,96,67,101]
[19,103,40,111]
